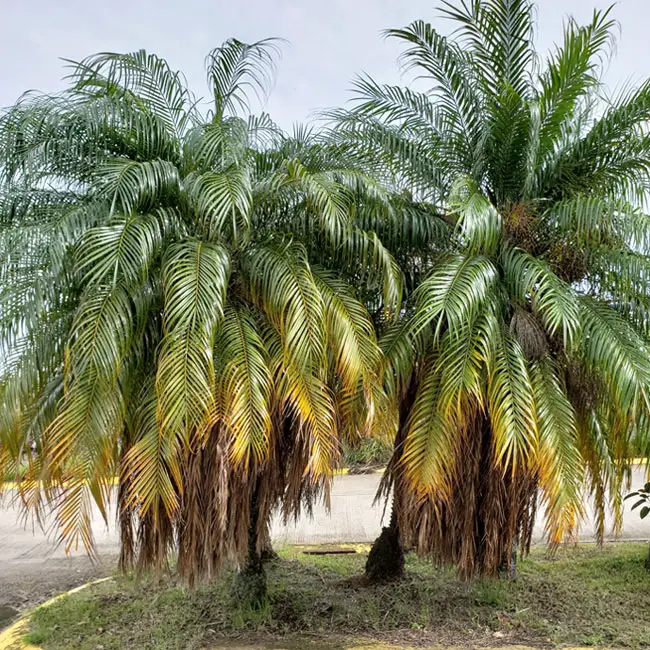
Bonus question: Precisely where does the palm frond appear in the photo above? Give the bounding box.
[411,253,498,338]
[531,356,584,543]
[156,240,230,443]
[501,246,581,346]
[578,295,650,415]
[215,303,273,469]
[488,324,536,470]
[401,348,455,495]
[76,214,162,287]
[206,38,283,120]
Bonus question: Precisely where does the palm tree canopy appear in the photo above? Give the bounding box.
[0,40,405,572]
[330,0,650,559]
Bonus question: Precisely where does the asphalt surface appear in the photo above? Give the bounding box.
[1,469,649,620]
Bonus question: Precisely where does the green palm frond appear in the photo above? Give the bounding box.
[439,0,534,97]
[437,307,495,420]
[215,303,273,469]
[184,166,252,245]
[76,214,162,287]
[205,38,283,120]
[96,158,181,216]
[449,175,501,255]
[532,8,615,181]
[578,295,650,414]
[488,324,536,470]
[313,267,381,392]
[411,253,498,338]
[386,19,483,171]
[156,240,230,442]
[501,246,581,346]
[66,50,199,140]
[245,241,326,373]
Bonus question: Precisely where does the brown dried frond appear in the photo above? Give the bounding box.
[510,308,548,360]
[396,410,538,581]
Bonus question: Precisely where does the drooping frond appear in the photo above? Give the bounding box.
[501,246,581,346]
[313,267,381,392]
[578,295,650,415]
[448,175,501,255]
[401,348,456,495]
[122,379,180,520]
[156,240,230,443]
[215,303,273,469]
[531,356,584,543]
[411,253,498,338]
[487,324,537,470]
[95,158,181,216]
[436,307,494,419]
[76,214,162,287]
[245,241,325,372]
[184,166,252,245]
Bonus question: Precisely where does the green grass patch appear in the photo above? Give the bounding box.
[27,543,650,649]
[342,438,392,471]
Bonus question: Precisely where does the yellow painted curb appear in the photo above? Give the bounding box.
[0,577,112,650]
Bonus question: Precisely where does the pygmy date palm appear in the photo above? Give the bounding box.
[0,40,401,596]
[331,0,650,580]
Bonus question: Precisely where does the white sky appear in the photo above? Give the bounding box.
[1,0,649,128]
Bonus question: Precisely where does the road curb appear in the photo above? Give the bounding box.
[0,577,112,650]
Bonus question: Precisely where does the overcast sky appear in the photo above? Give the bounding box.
[1,0,649,129]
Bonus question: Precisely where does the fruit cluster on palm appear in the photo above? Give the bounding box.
[1,0,650,596]
[331,0,650,580]
[0,40,407,597]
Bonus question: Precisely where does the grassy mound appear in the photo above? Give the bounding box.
[26,543,650,650]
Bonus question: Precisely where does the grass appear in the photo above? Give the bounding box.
[342,438,392,471]
[26,543,650,650]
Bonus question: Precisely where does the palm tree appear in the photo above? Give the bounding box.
[330,0,650,581]
[0,41,402,601]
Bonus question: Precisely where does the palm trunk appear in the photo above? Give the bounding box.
[365,496,404,582]
[498,535,518,580]
[645,542,650,572]
[117,441,135,573]
[233,479,267,608]
[260,521,279,562]
[364,376,417,583]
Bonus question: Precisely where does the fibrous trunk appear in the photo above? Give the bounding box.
[233,478,268,609]
[364,377,417,583]
[365,502,404,582]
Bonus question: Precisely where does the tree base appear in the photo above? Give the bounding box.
[260,543,279,563]
[645,543,650,572]
[232,563,267,610]
[365,524,405,583]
